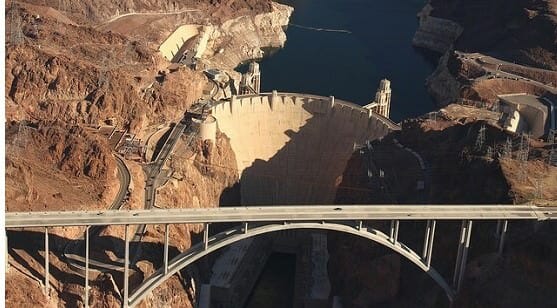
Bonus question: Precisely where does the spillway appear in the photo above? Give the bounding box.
[211,92,399,205]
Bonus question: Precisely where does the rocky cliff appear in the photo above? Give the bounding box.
[423,0,557,70]
[4,0,276,307]
[414,0,557,107]
[202,2,293,70]
[412,4,463,54]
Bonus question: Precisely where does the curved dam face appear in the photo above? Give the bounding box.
[211,92,399,205]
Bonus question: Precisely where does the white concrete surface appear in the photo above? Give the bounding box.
[159,24,200,61]
[193,115,217,143]
[212,93,398,205]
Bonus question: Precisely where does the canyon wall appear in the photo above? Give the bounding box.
[202,2,293,70]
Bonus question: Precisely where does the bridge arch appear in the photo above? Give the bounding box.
[128,222,454,306]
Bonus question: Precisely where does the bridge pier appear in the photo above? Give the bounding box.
[45,227,50,297]
[164,224,169,275]
[203,223,209,250]
[496,220,508,255]
[422,220,436,268]
[453,220,473,292]
[85,226,90,308]
[124,224,130,308]
[389,220,399,243]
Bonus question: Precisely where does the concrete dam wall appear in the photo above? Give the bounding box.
[159,24,200,61]
[212,92,399,205]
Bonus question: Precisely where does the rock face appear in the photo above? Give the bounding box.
[203,2,293,70]
[5,121,118,212]
[5,4,206,133]
[412,4,463,54]
[4,1,280,307]
[425,0,557,70]
[425,52,462,106]
[17,0,273,24]
[414,0,557,107]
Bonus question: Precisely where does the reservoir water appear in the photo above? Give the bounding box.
[258,0,437,122]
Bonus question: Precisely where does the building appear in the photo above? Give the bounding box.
[239,62,261,95]
[498,94,551,138]
[364,79,392,118]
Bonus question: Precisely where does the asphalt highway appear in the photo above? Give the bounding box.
[7,205,557,228]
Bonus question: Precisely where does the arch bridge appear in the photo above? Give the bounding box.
[6,205,557,307]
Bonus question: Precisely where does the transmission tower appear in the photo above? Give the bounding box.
[534,178,543,199]
[503,137,513,158]
[517,134,530,181]
[126,42,138,65]
[9,120,32,157]
[475,124,486,152]
[486,146,493,159]
[8,1,24,45]
[517,134,530,161]
[548,129,556,144]
[549,147,557,167]
[491,101,500,112]
[98,56,110,88]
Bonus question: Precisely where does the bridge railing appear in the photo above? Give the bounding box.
[5,205,556,307]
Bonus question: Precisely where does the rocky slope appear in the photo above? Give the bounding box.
[414,0,557,106]
[332,111,557,306]
[18,0,272,24]
[4,0,283,307]
[5,120,118,212]
[5,4,206,134]
[202,2,293,70]
[421,0,557,70]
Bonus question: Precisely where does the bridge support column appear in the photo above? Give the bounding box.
[124,224,129,308]
[203,223,209,250]
[44,227,49,297]
[244,222,249,234]
[5,230,9,273]
[164,224,169,275]
[389,220,399,244]
[85,226,90,308]
[453,220,473,292]
[497,220,508,255]
[422,220,436,268]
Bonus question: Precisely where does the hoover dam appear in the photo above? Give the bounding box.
[210,92,399,205]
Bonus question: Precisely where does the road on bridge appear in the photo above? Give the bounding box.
[6,205,556,228]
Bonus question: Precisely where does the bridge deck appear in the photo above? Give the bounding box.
[6,205,556,228]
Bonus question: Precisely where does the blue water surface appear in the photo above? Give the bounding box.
[256,0,437,122]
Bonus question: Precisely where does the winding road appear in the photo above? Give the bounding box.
[63,155,131,274]
[96,8,201,29]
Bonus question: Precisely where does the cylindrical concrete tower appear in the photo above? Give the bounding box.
[193,115,217,143]
[375,79,392,118]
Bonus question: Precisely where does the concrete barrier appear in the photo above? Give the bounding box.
[212,93,399,205]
